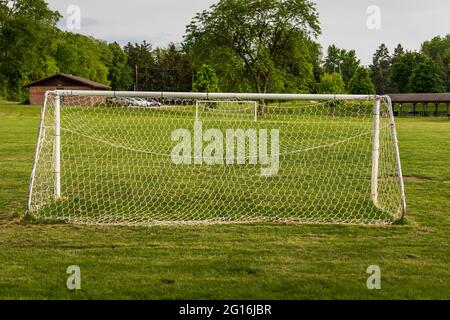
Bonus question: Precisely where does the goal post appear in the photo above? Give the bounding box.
[53,94,61,199]
[384,95,407,219]
[28,90,406,226]
[371,98,381,209]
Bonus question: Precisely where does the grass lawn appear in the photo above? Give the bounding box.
[0,103,449,299]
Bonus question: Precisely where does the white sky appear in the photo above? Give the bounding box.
[46,0,450,65]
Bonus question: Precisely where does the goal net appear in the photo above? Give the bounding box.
[28,91,406,226]
[196,100,258,122]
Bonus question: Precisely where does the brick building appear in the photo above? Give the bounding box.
[24,73,110,105]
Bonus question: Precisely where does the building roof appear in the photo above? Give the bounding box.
[388,93,450,103]
[24,73,110,90]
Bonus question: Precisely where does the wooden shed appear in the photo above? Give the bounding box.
[24,73,110,105]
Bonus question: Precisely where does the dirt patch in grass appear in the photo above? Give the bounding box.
[403,176,434,182]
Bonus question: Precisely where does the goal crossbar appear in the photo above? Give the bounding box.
[53,90,378,101]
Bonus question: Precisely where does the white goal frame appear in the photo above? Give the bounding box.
[28,90,407,223]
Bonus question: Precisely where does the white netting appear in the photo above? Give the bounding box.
[28,92,405,226]
[196,100,258,122]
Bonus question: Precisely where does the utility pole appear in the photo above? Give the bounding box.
[134,65,138,91]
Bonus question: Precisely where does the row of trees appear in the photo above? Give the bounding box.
[124,42,192,92]
[317,36,449,95]
[0,0,196,100]
[0,0,133,100]
[370,39,449,94]
[0,0,448,101]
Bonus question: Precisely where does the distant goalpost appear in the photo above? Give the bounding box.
[27,90,406,226]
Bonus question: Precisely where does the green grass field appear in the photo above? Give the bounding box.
[0,103,449,299]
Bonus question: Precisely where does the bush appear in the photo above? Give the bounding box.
[318,73,346,94]
[192,65,220,93]
[348,67,376,94]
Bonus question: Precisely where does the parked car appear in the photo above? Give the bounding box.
[122,98,145,107]
[110,97,162,108]
[146,99,162,107]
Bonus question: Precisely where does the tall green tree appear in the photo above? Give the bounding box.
[347,67,375,94]
[185,0,321,94]
[421,35,450,92]
[269,31,320,93]
[0,0,61,100]
[370,44,393,94]
[192,64,220,92]
[409,58,443,93]
[392,44,405,63]
[324,45,360,85]
[153,43,193,92]
[125,42,193,91]
[188,43,252,93]
[124,41,155,91]
[55,32,110,85]
[323,45,341,73]
[391,51,427,93]
[107,42,133,90]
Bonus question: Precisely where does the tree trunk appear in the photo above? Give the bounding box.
[257,74,272,116]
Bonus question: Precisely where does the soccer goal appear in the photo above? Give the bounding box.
[27,91,406,226]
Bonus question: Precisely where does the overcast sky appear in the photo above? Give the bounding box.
[46,0,450,65]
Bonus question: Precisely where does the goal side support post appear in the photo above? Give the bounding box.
[385,96,407,218]
[54,94,61,199]
[371,98,381,208]
[27,92,49,211]
[371,96,407,218]
[27,92,61,212]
